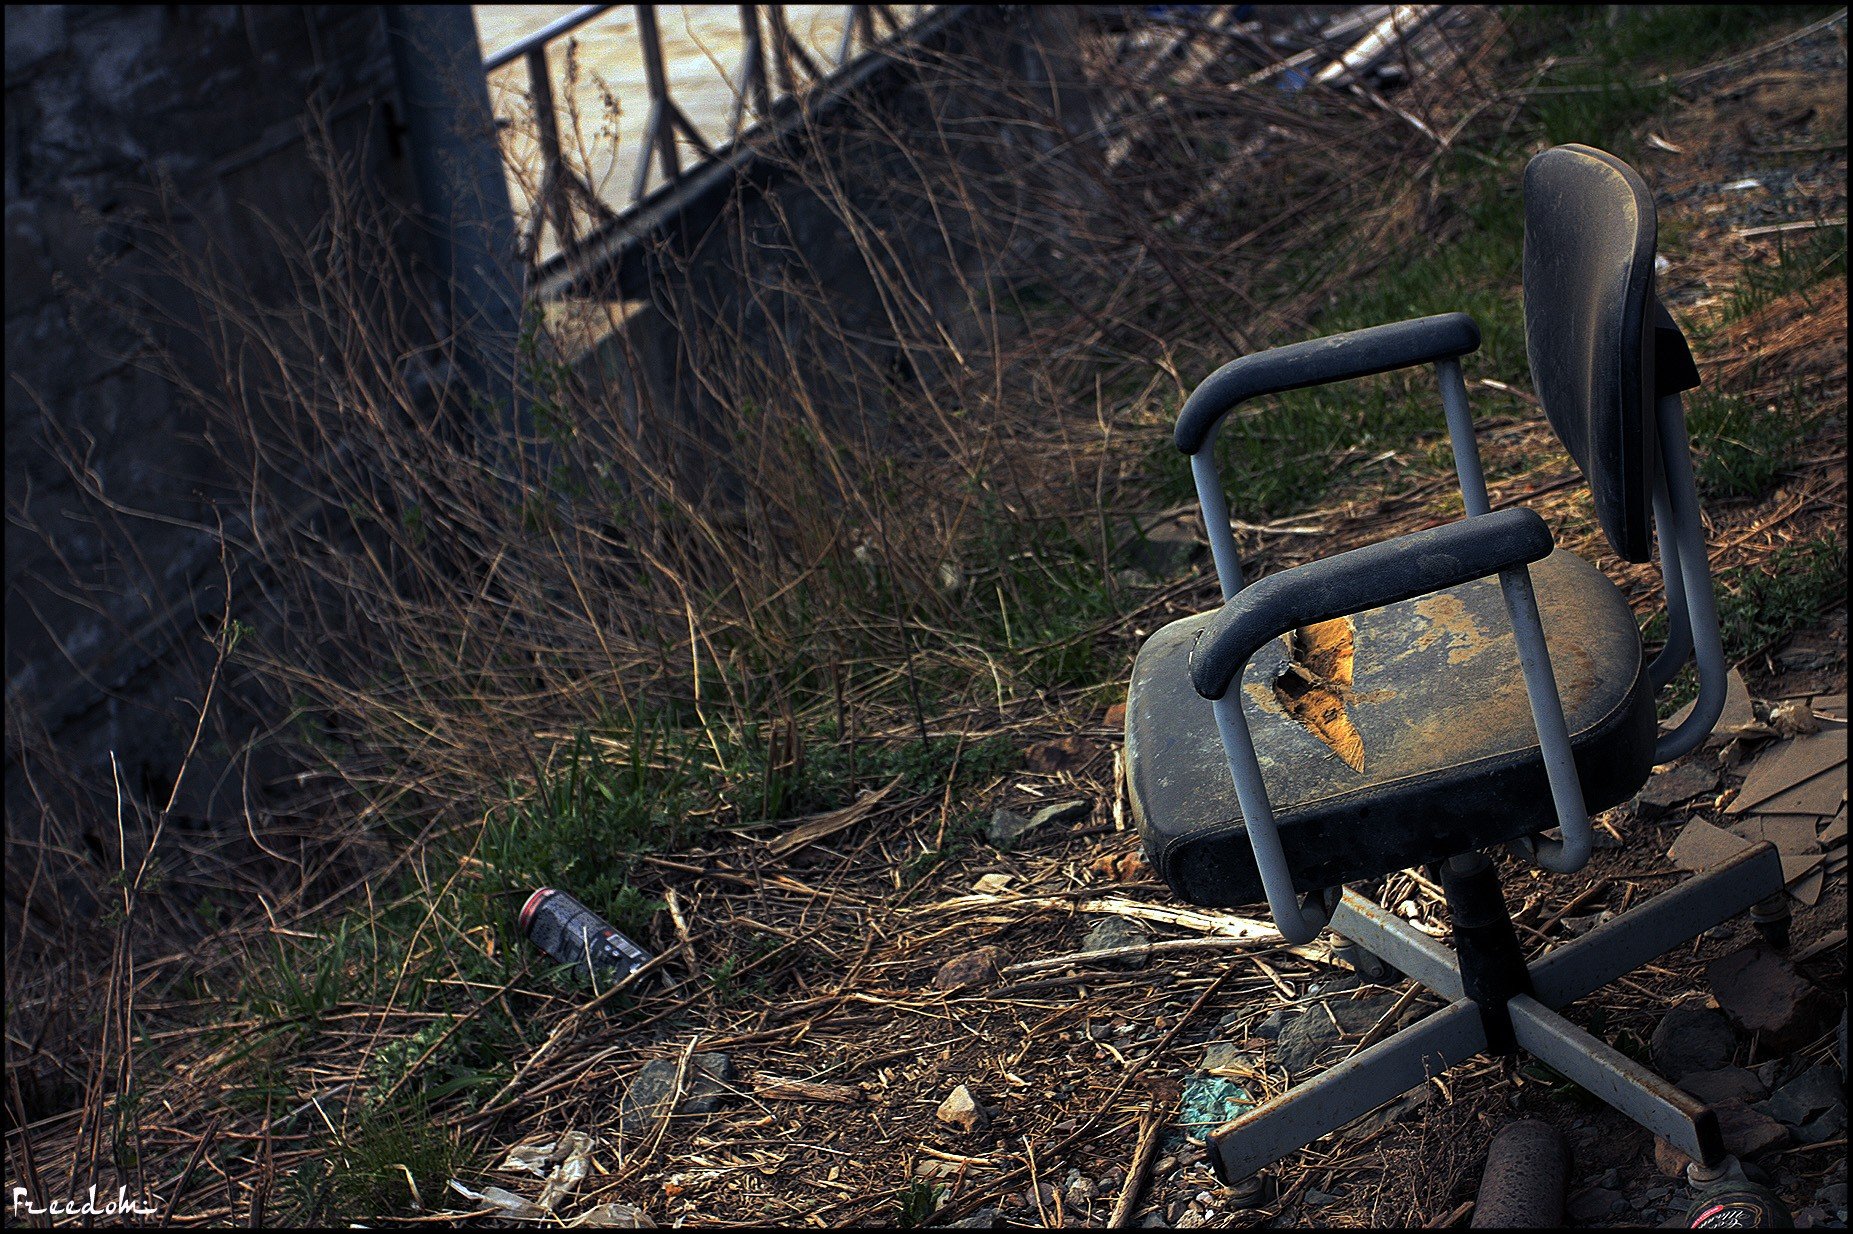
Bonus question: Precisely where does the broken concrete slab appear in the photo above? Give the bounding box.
[1706,944,1834,1053]
[1819,807,1847,847]
[619,1052,738,1134]
[1668,819,1755,872]
[1789,867,1825,907]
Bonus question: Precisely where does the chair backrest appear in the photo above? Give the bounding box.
[1522,144,1698,564]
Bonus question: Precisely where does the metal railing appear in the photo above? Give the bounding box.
[483,4,932,268]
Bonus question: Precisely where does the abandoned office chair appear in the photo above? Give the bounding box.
[1125,144,1791,1187]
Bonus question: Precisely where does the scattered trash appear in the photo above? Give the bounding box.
[448,1179,550,1220]
[571,1201,656,1228]
[1722,177,1764,191]
[520,888,654,985]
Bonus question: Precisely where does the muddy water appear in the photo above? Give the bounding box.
[475,6,924,254]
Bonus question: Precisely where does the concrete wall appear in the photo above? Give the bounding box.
[4,6,413,830]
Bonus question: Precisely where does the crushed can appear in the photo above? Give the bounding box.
[518,887,654,985]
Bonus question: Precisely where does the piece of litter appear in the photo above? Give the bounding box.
[1722,178,1763,191]
[1668,819,1755,872]
[501,1136,563,1175]
[972,872,1013,894]
[1788,867,1825,906]
[537,1131,598,1211]
[1729,730,1846,814]
[1740,769,1845,818]
[1646,132,1684,153]
[448,1181,549,1219]
[571,1202,657,1228]
[1730,814,1827,857]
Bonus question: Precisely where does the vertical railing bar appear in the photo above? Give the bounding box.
[526,44,578,256]
[836,5,863,65]
[632,3,679,201]
[731,5,767,137]
[767,7,825,87]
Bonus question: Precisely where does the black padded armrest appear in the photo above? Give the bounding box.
[1188,508,1554,699]
[1174,313,1482,455]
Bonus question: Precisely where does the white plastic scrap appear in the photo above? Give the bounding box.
[447,1180,549,1219]
[450,1129,605,1220]
[570,1202,657,1228]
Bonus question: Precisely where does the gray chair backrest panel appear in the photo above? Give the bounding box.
[1522,144,1659,563]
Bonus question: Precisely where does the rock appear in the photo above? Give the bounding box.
[1637,761,1722,815]
[1256,1009,1292,1039]
[1082,915,1152,968]
[1199,1040,1250,1073]
[1062,1169,1098,1206]
[1024,736,1094,774]
[1304,1188,1339,1206]
[1121,516,1203,578]
[1815,1182,1847,1210]
[987,808,1035,849]
[619,1053,737,1133]
[933,946,1003,991]
[1795,1107,1847,1145]
[949,1206,1002,1229]
[1676,1066,1767,1106]
[937,1084,988,1132]
[1756,1063,1846,1130]
[1707,944,1833,1053]
[1029,799,1091,829]
[1770,700,1820,738]
[1105,702,1127,728]
[1651,1005,1738,1079]
[1654,1100,1791,1174]
[1274,994,1396,1074]
[987,800,1090,849]
[1567,1187,1625,1222]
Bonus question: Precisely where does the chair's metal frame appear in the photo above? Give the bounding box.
[1179,362,1790,1186]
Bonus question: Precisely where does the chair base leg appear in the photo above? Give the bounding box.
[1208,842,1783,1187]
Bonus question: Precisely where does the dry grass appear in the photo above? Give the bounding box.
[4,5,1847,1228]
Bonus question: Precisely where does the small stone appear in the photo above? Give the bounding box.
[1105,702,1127,728]
[1655,1100,1790,1175]
[1082,916,1152,968]
[932,946,1004,992]
[950,1206,1002,1229]
[1304,1188,1339,1206]
[1121,516,1204,578]
[1199,1040,1250,1073]
[1568,1187,1625,1221]
[1650,1005,1738,1079]
[1677,1066,1767,1106]
[1597,1168,1621,1189]
[1815,1182,1847,1210]
[1637,761,1721,815]
[1062,1170,1098,1206]
[1274,994,1396,1074]
[1022,1182,1055,1209]
[1024,736,1095,774]
[619,1052,737,1133]
[1707,944,1833,1053]
[1256,1009,1292,1040]
[987,808,1034,849]
[1756,1063,1845,1130]
[936,1084,988,1132]
[1029,799,1091,829]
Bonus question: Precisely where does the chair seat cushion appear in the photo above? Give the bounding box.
[1127,550,1656,907]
